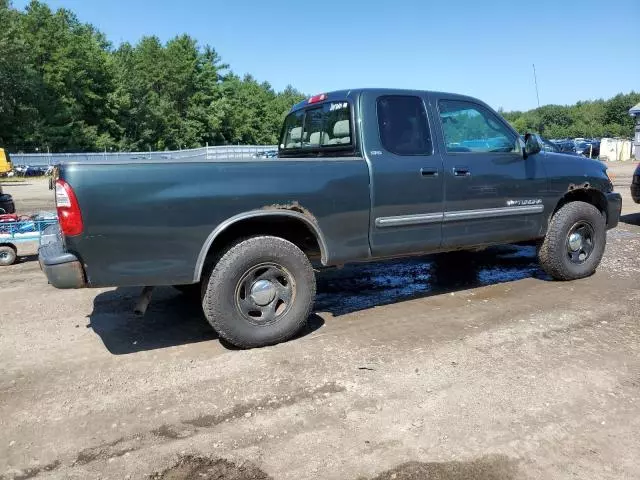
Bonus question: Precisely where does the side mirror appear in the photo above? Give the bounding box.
[523,133,542,158]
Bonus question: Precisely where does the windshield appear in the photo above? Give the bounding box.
[280,101,352,153]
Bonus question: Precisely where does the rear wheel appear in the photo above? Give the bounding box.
[202,236,316,349]
[0,245,17,266]
[538,201,606,280]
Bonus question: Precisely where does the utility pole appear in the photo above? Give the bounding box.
[532,64,541,108]
[533,64,542,133]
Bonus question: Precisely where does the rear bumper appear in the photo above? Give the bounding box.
[38,226,86,289]
[605,192,622,229]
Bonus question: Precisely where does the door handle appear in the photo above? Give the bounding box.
[420,168,439,177]
[453,166,471,177]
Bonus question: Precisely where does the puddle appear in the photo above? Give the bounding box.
[478,266,541,284]
[316,246,543,315]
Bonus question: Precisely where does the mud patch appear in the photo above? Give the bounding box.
[3,460,61,480]
[74,436,140,465]
[184,382,344,428]
[66,383,344,468]
[152,424,181,440]
[151,455,272,480]
[365,455,518,480]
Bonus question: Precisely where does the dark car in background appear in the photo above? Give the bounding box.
[12,165,49,177]
[575,140,600,158]
[254,149,278,159]
[548,138,601,158]
[551,139,577,153]
[632,163,640,204]
[525,135,581,156]
[0,186,15,214]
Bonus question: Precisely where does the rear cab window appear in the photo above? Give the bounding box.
[279,97,355,157]
[376,95,433,156]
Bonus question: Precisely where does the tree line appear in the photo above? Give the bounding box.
[1,0,638,153]
[500,92,640,140]
[0,0,304,153]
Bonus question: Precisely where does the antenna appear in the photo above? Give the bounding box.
[532,64,541,108]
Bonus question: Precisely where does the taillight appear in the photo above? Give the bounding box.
[55,179,83,236]
[308,93,327,104]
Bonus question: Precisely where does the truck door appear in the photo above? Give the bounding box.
[432,95,548,248]
[361,91,445,257]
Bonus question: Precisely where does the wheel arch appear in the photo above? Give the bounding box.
[0,242,17,252]
[550,187,608,226]
[193,210,328,282]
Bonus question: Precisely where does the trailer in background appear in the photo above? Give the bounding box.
[0,213,57,266]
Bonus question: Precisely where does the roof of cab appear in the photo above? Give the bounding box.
[289,88,481,113]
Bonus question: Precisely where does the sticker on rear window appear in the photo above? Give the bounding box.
[330,102,348,111]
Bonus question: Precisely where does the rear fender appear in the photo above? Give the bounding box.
[193,210,328,282]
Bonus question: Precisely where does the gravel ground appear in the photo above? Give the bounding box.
[1,162,639,480]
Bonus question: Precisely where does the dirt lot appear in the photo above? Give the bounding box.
[1,163,640,480]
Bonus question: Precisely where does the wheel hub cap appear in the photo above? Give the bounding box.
[568,232,583,251]
[235,263,295,325]
[250,280,276,306]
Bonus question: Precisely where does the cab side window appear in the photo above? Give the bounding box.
[377,95,432,156]
[281,111,305,149]
[438,100,518,154]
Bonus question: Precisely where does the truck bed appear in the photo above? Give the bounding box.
[58,158,371,287]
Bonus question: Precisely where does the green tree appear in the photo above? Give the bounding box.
[18,0,115,151]
[504,93,639,139]
[0,0,42,150]
[3,0,635,153]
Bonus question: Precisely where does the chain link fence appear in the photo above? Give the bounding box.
[10,145,278,166]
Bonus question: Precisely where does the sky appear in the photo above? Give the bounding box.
[12,0,640,111]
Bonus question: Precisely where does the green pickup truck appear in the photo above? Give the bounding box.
[40,88,622,348]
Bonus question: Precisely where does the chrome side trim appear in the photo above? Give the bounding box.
[375,205,544,228]
[375,212,444,228]
[444,205,544,221]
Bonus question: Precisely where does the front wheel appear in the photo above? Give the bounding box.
[538,201,606,280]
[0,245,17,266]
[202,236,316,349]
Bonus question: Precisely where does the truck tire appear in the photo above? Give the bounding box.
[0,245,17,266]
[538,201,606,280]
[202,236,316,349]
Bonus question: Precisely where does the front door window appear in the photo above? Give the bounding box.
[438,100,519,154]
